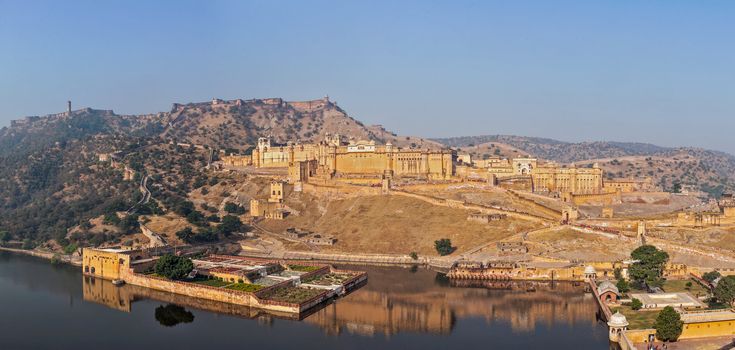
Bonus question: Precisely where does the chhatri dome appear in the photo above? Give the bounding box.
[607,311,629,328]
[584,265,596,275]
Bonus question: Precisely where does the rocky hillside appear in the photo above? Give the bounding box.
[434,135,735,196]
[0,97,438,245]
[161,97,440,151]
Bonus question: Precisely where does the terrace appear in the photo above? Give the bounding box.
[303,273,355,286]
[259,286,326,304]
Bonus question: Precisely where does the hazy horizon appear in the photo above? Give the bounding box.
[2,1,733,153]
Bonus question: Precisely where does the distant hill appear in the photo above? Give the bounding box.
[433,135,735,196]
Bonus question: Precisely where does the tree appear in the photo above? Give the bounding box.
[186,210,203,223]
[613,267,623,280]
[63,243,78,255]
[702,271,722,283]
[409,252,418,260]
[629,245,669,289]
[434,239,454,256]
[175,227,193,242]
[154,254,194,280]
[118,214,139,234]
[671,182,682,194]
[714,276,735,306]
[224,202,245,215]
[0,231,11,243]
[685,281,693,290]
[218,215,242,236]
[616,279,630,294]
[22,239,35,250]
[654,306,683,342]
[630,298,643,311]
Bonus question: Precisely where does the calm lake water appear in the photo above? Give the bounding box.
[0,252,611,349]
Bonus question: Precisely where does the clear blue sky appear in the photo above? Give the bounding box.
[1,1,734,153]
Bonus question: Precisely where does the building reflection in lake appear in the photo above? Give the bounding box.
[82,266,601,336]
[303,267,601,336]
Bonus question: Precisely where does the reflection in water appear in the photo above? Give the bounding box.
[303,267,601,337]
[155,304,195,327]
[0,252,609,349]
[82,266,603,336]
[82,275,303,320]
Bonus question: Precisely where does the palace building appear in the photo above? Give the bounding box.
[225,135,456,181]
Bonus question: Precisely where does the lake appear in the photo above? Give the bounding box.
[0,252,612,349]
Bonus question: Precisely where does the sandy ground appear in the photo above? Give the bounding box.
[258,194,542,256]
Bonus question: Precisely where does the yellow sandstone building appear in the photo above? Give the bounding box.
[224,135,456,181]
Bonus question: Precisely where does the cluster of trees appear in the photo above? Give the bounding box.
[154,254,194,280]
[175,215,245,244]
[616,246,735,343]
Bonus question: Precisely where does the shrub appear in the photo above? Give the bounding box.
[434,239,454,256]
[616,279,630,294]
[630,298,642,310]
[409,252,418,260]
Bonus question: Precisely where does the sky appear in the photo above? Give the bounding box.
[1,0,734,153]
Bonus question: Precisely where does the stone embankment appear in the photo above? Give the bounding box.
[0,247,81,266]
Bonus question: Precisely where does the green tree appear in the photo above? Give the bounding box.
[175,227,193,242]
[654,306,683,342]
[671,182,682,193]
[409,252,419,260]
[702,271,722,283]
[629,245,669,288]
[434,238,454,256]
[714,276,735,306]
[613,267,623,280]
[63,243,78,255]
[22,239,35,250]
[218,215,242,236]
[0,231,11,244]
[616,279,630,294]
[224,202,245,215]
[685,281,693,290]
[154,254,194,280]
[630,298,643,310]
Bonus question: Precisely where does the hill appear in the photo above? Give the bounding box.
[0,97,437,246]
[161,97,440,152]
[433,135,735,196]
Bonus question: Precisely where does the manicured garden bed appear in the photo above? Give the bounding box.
[612,305,659,329]
[226,283,265,293]
[261,287,324,303]
[303,273,353,286]
[287,264,321,272]
[192,279,231,287]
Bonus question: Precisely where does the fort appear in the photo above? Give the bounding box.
[223,135,455,181]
